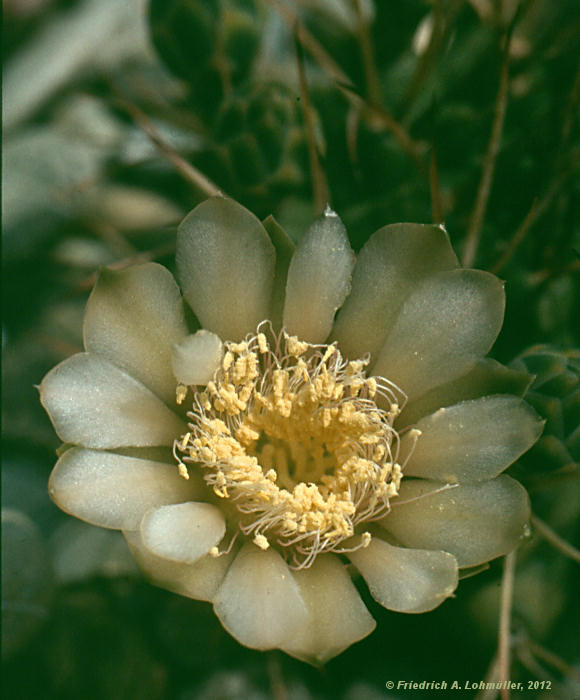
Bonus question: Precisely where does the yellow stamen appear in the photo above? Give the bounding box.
[174,322,410,570]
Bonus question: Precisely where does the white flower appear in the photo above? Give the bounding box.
[41,196,542,664]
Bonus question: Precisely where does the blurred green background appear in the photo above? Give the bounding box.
[2,1,579,698]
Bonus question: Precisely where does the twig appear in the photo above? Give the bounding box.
[34,333,83,359]
[462,24,513,267]
[515,642,556,684]
[491,63,580,273]
[531,514,580,564]
[491,152,580,274]
[402,0,463,115]
[267,0,352,86]
[267,652,288,700]
[474,655,500,700]
[490,199,538,274]
[351,0,381,106]
[430,145,444,223]
[294,28,330,214]
[91,222,138,258]
[358,96,427,169]
[266,0,425,168]
[558,63,580,155]
[498,551,516,700]
[115,98,223,198]
[525,464,580,492]
[527,259,580,286]
[73,241,177,293]
[525,639,580,682]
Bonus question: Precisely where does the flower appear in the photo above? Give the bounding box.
[41,196,543,664]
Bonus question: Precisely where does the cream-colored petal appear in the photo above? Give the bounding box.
[332,223,458,360]
[40,353,186,448]
[381,476,530,567]
[124,530,235,602]
[372,269,505,400]
[83,263,188,405]
[140,502,225,564]
[402,396,543,482]
[262,215,295,332]
[49,448,204,530]
[280,554,375,665]
[348,537,458,613]
[213,543,307,650]
[176,196,275,341]
[171,330,223,386]
[283,208,355,344]
[398,358,532,428]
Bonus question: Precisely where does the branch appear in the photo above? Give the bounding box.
[115,98,223,198]
[498,551,517,700]
[294,28,330,214]
[531,514,580,564]
[462,25,513,266]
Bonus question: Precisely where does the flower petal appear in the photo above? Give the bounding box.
[280,554,375,664]
[49,448,204,530]
[402,396,544,482]
[40,353,186,448]
[398,358,533,428]
[348,537,458,613]
[283,208,355,344]
[213,543,308,650]
[140,502,225,564]
[176,196,275,341]
[332,223,458,360]
[171,330,223,386]
[125,530,235,602]
[372,269,505,400]
[381,476,530,567]
[83,263,189,405]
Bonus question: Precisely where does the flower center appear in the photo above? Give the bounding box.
[174,323,408,569]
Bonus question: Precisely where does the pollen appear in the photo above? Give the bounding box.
[174,322,415,569]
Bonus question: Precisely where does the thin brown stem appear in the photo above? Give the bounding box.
[490,199,538,274]
[294,28,330,214]
[491,65,580,274]
[34,333,83,359]
[559,63,580,153]
[359,96,426,169]
[498,550,516,700]
[351,0,381,106]
[402,0,463,114]
[267,653,288,700]
[462,28,512,267]
[474,655,500,700]
[528,259,580,286]
[267,0,351,86]
[115,98,223,198]
[266,0,425,168]
[525,639,580,682]
[430,146,444,224]
[91,222,138,258]
[490,155,579,274]
[525,464,580,492]
[74,241,176,293]
[515,643,555,684]
[531,514,580,564]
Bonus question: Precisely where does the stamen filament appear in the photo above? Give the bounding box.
[174,321,410,569]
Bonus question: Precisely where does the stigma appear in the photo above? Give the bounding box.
[174,322,411,569]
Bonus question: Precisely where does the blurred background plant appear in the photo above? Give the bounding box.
[2,0,579,698]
